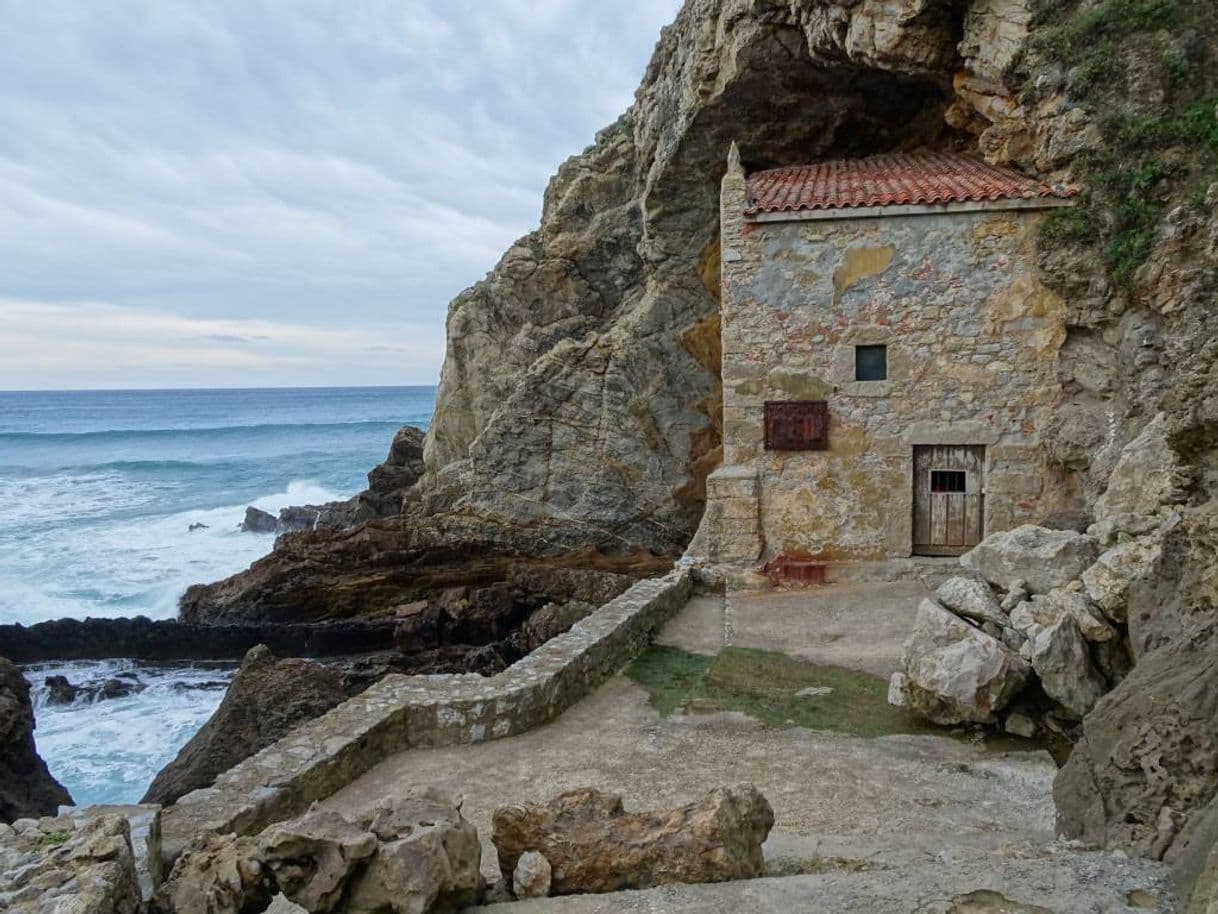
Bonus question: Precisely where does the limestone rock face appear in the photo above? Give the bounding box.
[1091,413,1186,542]
[491,785,773,895]
[935,576,1007,627]
[901,599,1031,725]
[960,525,1099,594]
[261,791,481,914]
[0,656,71,822]
[142,645,347,806]
[0,814,142,914]
[1083,536,1163,625]
[158,832,272,914]
[1029,616,1107,720]
[1055,622,1218,862]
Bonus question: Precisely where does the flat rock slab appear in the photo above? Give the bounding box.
[466,848,1173,913]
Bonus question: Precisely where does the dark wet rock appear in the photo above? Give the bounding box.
[240,507,278,534]
[44,674,78,705]
[0,616,397,664]
[141,645,348,806]
[0,657,71,822]
[276,425,428,536]
[522,600,597,651]
[188,522,209,532]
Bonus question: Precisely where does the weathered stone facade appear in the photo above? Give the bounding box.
[698,152,1075,577]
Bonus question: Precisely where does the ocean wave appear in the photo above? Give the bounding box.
[24,660,234,806]
[0,478,345,625]
[0,418,405,445]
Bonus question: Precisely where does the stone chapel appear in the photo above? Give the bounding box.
[695,146,1077,584]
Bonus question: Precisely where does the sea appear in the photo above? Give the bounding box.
[0,385,435,807]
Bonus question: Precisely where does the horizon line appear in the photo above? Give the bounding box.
[0,383,440,394]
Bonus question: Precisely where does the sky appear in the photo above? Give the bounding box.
[0,0,682,390]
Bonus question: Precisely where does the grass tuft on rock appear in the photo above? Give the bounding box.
[1030,0,1216,285]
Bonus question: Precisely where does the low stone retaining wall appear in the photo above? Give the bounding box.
[161,567,692,866]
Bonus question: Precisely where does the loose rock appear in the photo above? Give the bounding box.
[491,785,773,895]
[901,599,1031,725]
[512,849,552,899]
[935,576,1007,627]
[1029,617,1107,719]
[960,525,1099,594]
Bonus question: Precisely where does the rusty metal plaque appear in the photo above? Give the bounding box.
[764,401,829,451]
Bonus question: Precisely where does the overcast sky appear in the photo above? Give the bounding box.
[0,1,681,390]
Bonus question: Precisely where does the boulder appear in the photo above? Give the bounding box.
[491,785,773,895]
[261,790,481,914]
[0,657,71,822]
[522,600,597,650]
[513,850,552,899]
[1083,535,1162,624]
[260,808,378,911]
[1044,587,1116,642]
[1055,622,1218,862]
[1091,413,1186,542]
[901,599,1032,725]
[1029,616,1108,719]
[241,506,279,534]
[0,813,142,914]
[157,832,272,914]
[960,525,1099,594]
[934,576,1007,626]
[343,792,482,914]
[142,645,347,806]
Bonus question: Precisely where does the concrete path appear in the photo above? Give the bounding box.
[300,586,1173,912]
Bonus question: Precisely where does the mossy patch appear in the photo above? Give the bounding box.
[627,645,937,738]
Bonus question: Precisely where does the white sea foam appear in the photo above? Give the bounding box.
[0,479,342,624]
[25,660,234,808]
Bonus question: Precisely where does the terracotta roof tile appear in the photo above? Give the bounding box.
[745,152,1075,216]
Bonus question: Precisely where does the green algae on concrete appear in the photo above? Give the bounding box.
[627,645,937,738]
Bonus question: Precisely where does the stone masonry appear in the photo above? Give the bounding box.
[695,150,1076,576]
[160,569,692,870]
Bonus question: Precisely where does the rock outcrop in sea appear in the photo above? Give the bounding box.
[0,656,71,823]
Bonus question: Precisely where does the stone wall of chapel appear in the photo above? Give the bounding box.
[719,168,1074,563]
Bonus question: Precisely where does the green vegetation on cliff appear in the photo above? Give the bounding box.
[1031,0,1217,282]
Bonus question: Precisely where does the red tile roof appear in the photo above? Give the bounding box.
[745,152,1074,216]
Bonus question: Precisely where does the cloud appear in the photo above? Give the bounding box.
[0,299,444,389]
[0,0,684,388]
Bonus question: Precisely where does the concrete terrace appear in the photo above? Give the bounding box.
[272,585,1174,914]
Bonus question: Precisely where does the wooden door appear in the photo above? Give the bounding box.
[913,445,985,556]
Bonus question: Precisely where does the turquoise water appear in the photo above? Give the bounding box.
[0,385,435,805]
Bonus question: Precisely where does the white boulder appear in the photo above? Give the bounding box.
[1030,616,1108,720]
[935,576,1007,626]
[902,599,1032,725]
[961,525,1099,594]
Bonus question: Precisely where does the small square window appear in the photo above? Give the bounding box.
[855,345,887,381]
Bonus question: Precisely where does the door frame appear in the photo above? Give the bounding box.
[911,444,986,556]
